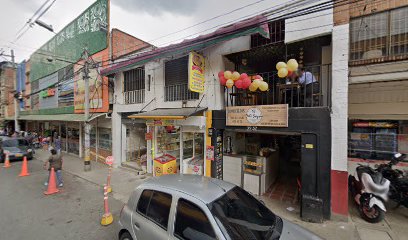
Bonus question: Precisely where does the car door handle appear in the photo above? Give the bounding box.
[134,222,140,229]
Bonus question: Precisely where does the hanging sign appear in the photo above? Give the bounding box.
[226,104,288,127]
[188,51,205,93]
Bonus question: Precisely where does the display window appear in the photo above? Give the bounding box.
[152,125,205,176]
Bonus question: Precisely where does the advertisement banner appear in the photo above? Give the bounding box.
[226,104,288,127]
[74,49,109,113]
[188,51,205,93]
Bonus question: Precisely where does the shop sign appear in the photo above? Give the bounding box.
[353,122,397,128]
[226,104,288,127]
[40,88,56,98]
[206,146,215,161]
[188,51,205,93]
[146,120,175,126]
[145,132,153,140]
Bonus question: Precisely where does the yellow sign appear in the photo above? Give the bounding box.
[226,104,288,127]
[188,51,205,93]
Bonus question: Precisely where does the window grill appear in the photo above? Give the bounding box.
[164,56,199,102]
[251,20,285,48]
[350,6,408,61]
[124,67,145,104]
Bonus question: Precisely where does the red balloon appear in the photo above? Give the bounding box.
[242,77,252,89]
[287,70,293,76]
[235,80,244,89]
[218,71,224,78]
[219,76,227,86]
[240,73,248,80]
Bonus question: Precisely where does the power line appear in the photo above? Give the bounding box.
[14,0,58,43]
[14,0,52,37]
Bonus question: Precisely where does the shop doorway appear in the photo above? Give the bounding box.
[125,124,147,170]
[223,132,301,205]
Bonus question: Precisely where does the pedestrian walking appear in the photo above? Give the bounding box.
[43,149,63,187]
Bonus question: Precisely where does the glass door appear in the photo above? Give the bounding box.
[182,131,204,175]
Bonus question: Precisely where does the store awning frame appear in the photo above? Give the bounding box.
[128,107,207,120]
[17,113,107,122]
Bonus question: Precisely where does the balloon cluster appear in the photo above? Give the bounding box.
[218,71,269,92]
[276,59,299,78]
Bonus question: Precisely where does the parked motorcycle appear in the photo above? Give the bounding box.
[349,164,390,223]
[376,153,408,208]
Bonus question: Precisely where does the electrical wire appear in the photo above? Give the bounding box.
[4,0,369,68]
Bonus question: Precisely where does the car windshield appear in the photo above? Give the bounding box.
[208,187,281,240]
[3,139,29,147]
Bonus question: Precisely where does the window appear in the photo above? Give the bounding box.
[175,199,216,240]
[164,56,199,102]
[251,20,285,48]
[124,67,145,104]
[209,187,279,240]
[137,190,153,215]
[98,128,111,150]
[350,7,408,61]
[136,190,172,230]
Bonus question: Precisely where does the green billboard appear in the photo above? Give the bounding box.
[30,0,108,82]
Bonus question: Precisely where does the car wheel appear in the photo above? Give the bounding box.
[120,231,133,240]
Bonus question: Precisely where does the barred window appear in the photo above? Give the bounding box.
[123,67,145,104]
[350,7,408,61]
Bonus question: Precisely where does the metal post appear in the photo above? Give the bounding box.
[11,50,19,133]
[83,49,91,172]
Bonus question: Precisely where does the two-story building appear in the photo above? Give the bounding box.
[341,0,408,203]
[102,0,350,222]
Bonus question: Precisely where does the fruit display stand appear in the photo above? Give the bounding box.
[154,154,177,176]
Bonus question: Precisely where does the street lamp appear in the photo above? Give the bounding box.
[35,20,54,33]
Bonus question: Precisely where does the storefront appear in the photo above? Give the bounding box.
[211,106,332,222]
[128,108,208,176]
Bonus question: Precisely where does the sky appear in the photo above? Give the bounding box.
[0,0,283,62]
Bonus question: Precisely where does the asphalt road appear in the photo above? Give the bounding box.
[0,157,123,240]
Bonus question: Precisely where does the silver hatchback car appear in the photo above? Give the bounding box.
[118,175,322,240]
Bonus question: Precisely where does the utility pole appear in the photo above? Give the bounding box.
[11,50,19,133]
[83,49,91,172]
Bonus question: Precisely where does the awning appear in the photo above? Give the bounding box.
[18,114,86,122]
[128,107,207,120]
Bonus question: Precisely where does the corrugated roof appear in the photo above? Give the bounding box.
[101,14,267,76]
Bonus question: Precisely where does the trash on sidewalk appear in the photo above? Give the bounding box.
[286,207,295,212]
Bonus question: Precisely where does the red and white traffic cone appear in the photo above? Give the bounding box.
[106,166,112,193]
[101,185,113,226]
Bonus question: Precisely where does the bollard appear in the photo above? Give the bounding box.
[101,185,113,226]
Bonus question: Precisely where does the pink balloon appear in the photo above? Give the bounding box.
[219,76,227,86]
[218,71,224,78]
[235,80,243,89]
[240,73,248,80]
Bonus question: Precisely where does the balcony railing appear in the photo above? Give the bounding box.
[124,89,145,104]
[164,83,199,102]
[225,64,332,108]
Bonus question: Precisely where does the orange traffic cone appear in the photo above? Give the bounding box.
[3,153,11,168]
[19,156,30,177]
[44,167,59,195]
[101,185,113,226]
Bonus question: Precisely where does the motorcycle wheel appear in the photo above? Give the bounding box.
[360,204,385,223]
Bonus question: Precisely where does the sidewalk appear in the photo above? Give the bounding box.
[35,149,148,203]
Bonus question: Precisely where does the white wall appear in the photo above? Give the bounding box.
[331,24,349,172]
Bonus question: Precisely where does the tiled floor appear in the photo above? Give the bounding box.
[264,177,299,204]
